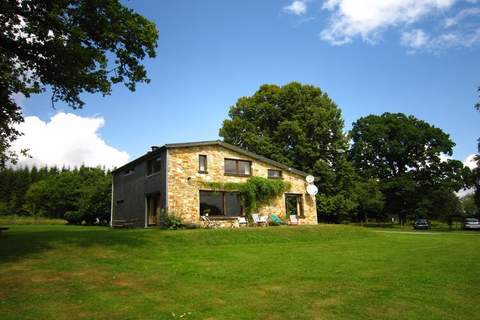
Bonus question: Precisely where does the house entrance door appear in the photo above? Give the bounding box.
[147,193,161,225]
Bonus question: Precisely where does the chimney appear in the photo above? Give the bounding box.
[150,146,159,152]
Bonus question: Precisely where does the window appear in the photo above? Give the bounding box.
[285,194,304,218]
[224,159,251,176]
[198,155,207,173]
[147,156,162,175]
[200,191,243,217]
[123,168,134,176]
[268,169,282,179]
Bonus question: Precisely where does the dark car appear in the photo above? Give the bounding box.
[413,219,430,230]
[463,218,480,230]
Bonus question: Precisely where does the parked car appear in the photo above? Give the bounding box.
[413,219,430,230]
[463,218,480,230]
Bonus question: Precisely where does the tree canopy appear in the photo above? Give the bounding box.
[219,82,382,222]
[350,113,471,223]
[0,0,158,166]
[219,82,347,173]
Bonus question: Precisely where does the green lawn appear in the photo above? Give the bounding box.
[0,225,479,320]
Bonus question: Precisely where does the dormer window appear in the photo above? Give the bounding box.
[199,155,207,173]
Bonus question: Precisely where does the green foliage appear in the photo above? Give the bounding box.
[241,177,291,213]
[202,176,291,215]
[0,166,62,215]
[0,0,158,166]
[350,113,455,179]
[76,176,112,224]
[350,112,471,223]
[220,82,346,173]
[64,211,84,225]
[219,82,361,220]
[462,193,479,217]
[159,212,185,230]
[351,179,385,222]
[474,166,480,211]
[21,166,111,224]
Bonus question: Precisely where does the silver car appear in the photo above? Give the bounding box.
[463,218,480,230]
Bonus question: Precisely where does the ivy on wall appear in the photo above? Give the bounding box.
[202,176,291,215]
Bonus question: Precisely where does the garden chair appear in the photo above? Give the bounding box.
[201,215,215,228]
[289,215,299,226]
[260,215,269,225]
[237,217,248,227]
[252,213,268,227]
[270,214,285,225]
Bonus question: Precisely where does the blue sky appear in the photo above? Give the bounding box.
[16,0,480,168]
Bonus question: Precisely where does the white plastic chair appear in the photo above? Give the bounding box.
[237,217,248,227]
[260,215,269,224]
[289,215,299,226]
[252,213,267,227]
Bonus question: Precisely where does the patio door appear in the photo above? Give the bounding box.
[285,194,303,217]
[147,193,161,225]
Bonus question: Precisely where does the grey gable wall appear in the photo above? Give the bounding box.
[112,149,167,227]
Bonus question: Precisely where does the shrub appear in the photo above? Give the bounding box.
[65,211,83,225]
[159,212,184,230]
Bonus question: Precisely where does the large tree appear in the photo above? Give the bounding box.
[0,0,158,166]
[220,82,347,172]
[219,82,379,222]
[474,87,480,210]
[350,113,471,223]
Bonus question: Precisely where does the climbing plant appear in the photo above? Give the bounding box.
[202,176,291,216]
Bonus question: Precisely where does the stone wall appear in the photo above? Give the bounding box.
[166,145,318,226]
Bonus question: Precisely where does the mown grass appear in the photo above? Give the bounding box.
[0,225,479,319]
[0,215,66,225]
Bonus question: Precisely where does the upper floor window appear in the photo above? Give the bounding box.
[224,159,252,176]
[268,169,282,179]
[199,155,207,173]
[123,168,134,176]
[147,156,162,176]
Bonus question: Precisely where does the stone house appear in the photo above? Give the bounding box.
[111,140,317,227]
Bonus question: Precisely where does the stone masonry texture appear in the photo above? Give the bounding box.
[166,145,317,226]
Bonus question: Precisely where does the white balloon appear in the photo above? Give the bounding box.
[305,175,315,183]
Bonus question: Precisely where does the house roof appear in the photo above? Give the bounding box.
[112,140,311,178]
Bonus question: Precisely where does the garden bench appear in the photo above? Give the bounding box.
[0,227,10,235]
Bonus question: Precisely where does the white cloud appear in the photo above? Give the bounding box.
[10,112,129,169]
[444,7,480,27]
[280,0,480,52]
[464,153,479,170]
[401,29,430,49]
[284,1,307,16]
[320,0,457,45]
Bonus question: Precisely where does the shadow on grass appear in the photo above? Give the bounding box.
[0,225,151,263]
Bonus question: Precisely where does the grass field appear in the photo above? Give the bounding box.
[0,224,479,320]
[0,215,66,225]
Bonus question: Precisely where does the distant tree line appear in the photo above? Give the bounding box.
[0,166,111,224]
